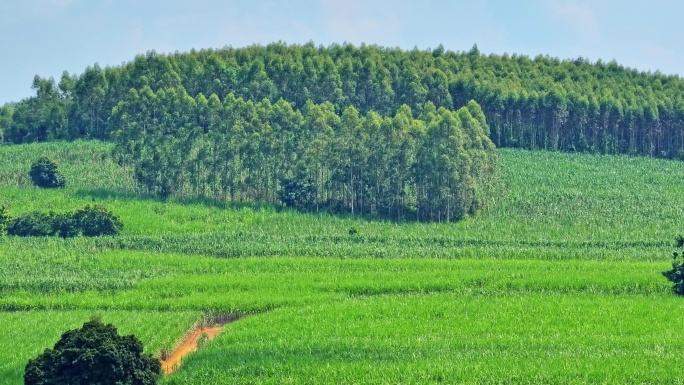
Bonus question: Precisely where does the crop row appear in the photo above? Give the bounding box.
[0,252,672,312]
[164,293,684,385]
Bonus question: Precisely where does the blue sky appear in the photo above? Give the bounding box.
[1,0,682,104]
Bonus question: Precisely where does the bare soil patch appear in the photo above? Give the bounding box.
[161,314,242,375]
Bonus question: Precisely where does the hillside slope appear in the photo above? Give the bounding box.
[2,142,684,384]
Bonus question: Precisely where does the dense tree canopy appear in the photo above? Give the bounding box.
[4,42,684,159]
[24,318,160,385]
[0,104,12,142]
[110,86,496,221]
[11,42,684,220]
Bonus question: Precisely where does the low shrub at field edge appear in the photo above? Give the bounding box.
[5,205,123,238]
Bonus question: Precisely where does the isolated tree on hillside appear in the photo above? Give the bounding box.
[29,156,65,188]
[24,318,160,385]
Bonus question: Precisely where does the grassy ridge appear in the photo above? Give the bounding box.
[1,141,683,384]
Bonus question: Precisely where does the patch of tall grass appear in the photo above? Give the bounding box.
[0,254,671,312]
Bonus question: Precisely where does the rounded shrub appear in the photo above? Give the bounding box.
[29,156,65,188]
[278,174,317,210]
[6,211,56,237]
[72,205,124,236]
[51,212,79,238]
[24,317,161,385]
[5,205,123,238]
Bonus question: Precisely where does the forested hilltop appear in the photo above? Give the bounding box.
[1,42,683,158]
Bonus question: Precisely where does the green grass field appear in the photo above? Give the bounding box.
[1,141,683,384]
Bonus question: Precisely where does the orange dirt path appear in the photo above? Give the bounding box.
[161,325,223,375]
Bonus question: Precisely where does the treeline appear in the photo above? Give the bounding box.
[110,86,496,222]
[2,42,684,158]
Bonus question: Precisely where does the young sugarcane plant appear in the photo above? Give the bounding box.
[663,235,684,295]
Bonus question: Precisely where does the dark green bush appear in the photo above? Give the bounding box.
[51,212,79,238]
[29,156,65,188]
[5,205,123,238]
[278,173,317,210]
[6,211,56,237]
[24,318,161,385]
[72,205,124,236]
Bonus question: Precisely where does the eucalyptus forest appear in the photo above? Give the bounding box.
[110,89,495,221]
[2,42,684,158]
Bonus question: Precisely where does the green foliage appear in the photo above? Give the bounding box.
[0,206,10,235]
[0,311,200,385]
[278,173,317,210]
[29,157,65,189]
[112,89,496,221]
[51,212,78,238]
[24,318,160,385]
[0,104,12,142]
[5,43,684,161]
[72,205,124,236]
[5,76,73,144]
[662,235,684,294]
[6,211,56,237]
[5,205,123,238]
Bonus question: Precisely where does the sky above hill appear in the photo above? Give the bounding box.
[1,0,682,104]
